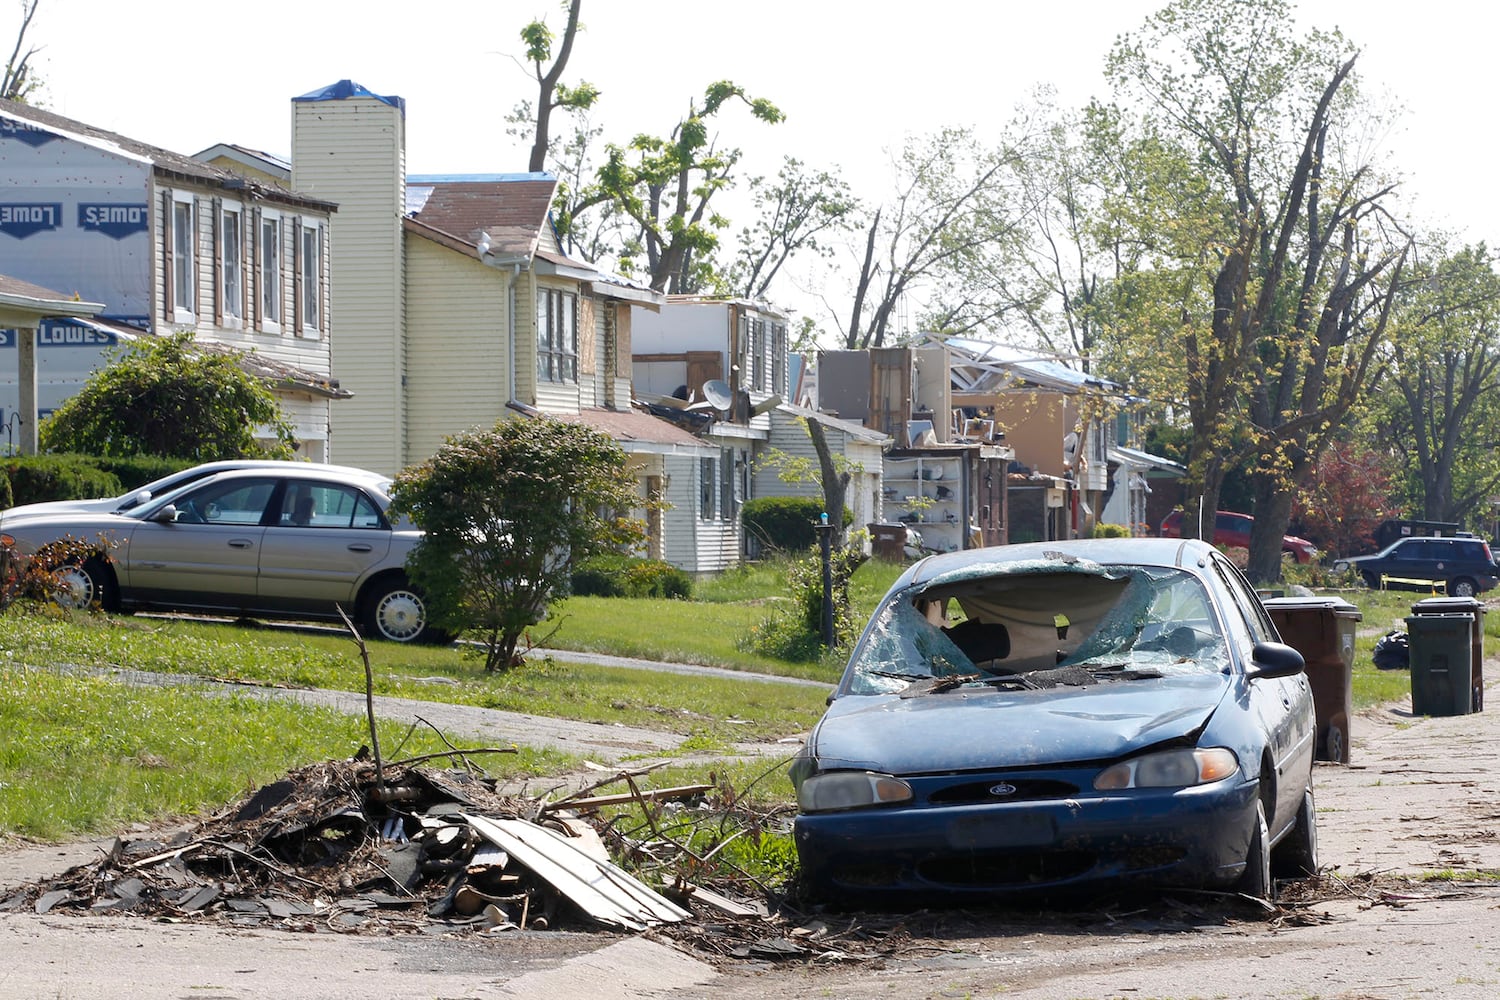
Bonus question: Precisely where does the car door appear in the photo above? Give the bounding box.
[1208,554,1314,830]
[253,480,394,612]
[1395,538,1443,583]
[119,477,276,607]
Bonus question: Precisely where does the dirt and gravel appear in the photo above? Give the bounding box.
[8,655,1500,999]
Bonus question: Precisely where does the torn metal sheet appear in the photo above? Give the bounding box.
[464,814,689,931]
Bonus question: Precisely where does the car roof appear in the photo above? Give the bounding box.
[146,465,394,504]
[900,537,1211,588]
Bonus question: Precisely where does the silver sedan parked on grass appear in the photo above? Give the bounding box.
[0,466,445,644]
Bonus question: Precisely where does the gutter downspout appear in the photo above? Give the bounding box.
[507,261,521,408]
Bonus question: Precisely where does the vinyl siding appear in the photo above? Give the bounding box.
[291,96,407,475]
[150,180,335,457]
[403,238,511,464]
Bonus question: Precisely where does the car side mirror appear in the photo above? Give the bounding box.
[150,504,180,524]
[122,489,151,510]
[1247,640,1305,680]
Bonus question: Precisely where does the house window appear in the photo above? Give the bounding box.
[300,222,321,336]
[221,207,242,322]
[537,288,578,383]
[699,456,716,520]
[260,213,281,330]
[171,197,195,320]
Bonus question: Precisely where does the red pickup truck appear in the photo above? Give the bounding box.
[1160,509,1318,563]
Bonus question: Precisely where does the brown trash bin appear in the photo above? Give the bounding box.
[1410,596,1486,712]
[869,523,907,561]
[1263,596,1362,763]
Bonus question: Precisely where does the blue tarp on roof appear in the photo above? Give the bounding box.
[293,80,405,114]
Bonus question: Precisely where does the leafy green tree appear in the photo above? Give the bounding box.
[1101,0,1406,581]
[586,81,784,293]
[38,333,295,460]
[1380,243,1500,525]
[390,417,648,672]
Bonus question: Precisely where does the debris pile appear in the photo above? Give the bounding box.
[0,758,692,934]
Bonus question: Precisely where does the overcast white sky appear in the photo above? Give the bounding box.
[18,0,1494,320]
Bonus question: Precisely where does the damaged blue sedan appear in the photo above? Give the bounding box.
[791,538,1318,904]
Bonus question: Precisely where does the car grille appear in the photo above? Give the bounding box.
[926,778,1079,805]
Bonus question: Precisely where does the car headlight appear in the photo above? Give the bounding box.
[797,771,913,813]
[1093,748,1238,790]
[1331,561,1348,572]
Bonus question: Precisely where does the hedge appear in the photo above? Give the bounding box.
[742,496,852,552]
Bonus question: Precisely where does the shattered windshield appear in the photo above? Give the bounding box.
[847,559,1230,696]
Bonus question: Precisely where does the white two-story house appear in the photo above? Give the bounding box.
[0,98,345,458]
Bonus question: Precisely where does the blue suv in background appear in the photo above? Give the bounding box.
[1332,536,1499,597]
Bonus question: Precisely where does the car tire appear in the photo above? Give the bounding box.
[54,557,117,612]
[362,577,448,645]
[1450,577,1478,598]
[1272,784,1319,878]
[1237,798,1273,901]
[1361,570,1381,590]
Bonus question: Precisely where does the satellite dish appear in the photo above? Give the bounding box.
[702,379,733,411]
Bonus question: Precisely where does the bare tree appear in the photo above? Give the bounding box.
[729,157,858,301]
[836,128,1026,349]
[3,0,42,103]
[518,0,596,174]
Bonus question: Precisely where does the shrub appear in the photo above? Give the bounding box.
[1,454,122,507]
[620,559,692,599]
[746,547,866,661]
[92,455,196,493]
[1090,522,1132,538]
[570,555,629,597]
[743,496,853,553]
[571,555,692,599]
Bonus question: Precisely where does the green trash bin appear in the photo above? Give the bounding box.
[1264,596,1361,763]
[1410,596,1485,712]
[1405,612,1475,717]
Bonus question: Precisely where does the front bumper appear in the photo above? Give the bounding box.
[794,767,1260,902]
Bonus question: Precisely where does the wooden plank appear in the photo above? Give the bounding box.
[464,815,689,931]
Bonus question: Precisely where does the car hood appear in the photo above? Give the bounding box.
[1,497,120,522]
[0,509,143,545]
[808,673,1230,774]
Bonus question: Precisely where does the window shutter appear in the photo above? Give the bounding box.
[241,209,251,321]
[318,226,327,338]
[292,217,303,336]
[212,197,223,325]
[190,198,200,317]
[251,207,262,326]
[161,190,174,320]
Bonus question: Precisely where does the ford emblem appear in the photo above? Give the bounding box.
[988,782,1017,797]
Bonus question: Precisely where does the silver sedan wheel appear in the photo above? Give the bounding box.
[54,564,97,609]
[372,587,427,642]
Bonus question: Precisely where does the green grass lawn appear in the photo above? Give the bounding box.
[0,660,578,841]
